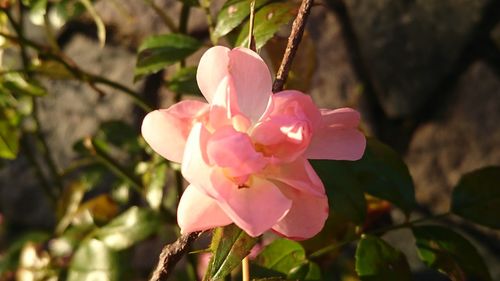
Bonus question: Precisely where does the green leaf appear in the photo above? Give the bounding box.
[310,160,366,224]
[451,166,500,229]
[355,235,412,281]
[253,239,321,280]
[287,261,321,281]
[55,180,90,235]
[2,73,47,96]
[27,0,48,26]
[32,60,75,80]
[213,0,272,39]
[255,239,306,275]
[236,1,297,49]
[94,207,159,250]
[167,67,202,96]
[327,138,416,216]
[95,120,141,152]
[51,0,87,28]
[412,225,492,281]
[144,162,168,210]
[135,34,202,80]
[67,239,124,281]
[0,119,20,159]
[205,224,258,280]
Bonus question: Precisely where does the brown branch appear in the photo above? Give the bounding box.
[149,231,203,281]
[272,0,314,93]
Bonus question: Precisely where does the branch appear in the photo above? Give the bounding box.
[149,231,203,281]
[272,0,314,93]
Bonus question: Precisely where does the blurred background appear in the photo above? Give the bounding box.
[0,0,499,280]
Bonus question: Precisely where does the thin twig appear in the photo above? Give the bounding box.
[248,0,256,51]
[83,137,143,192]
[149,231,203,281]
[144,0,179,32]
[199,0,216,44]
[272,0,314,93]
[0,31,153,111]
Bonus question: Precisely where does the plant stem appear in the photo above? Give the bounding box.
[149,231,203,281]
[272,0,314,93]
[43,3,60,52]
[199,0,216,44]
[21,136,57,204]
[83,137,143,193]
[0,31,153,111]
[248,0,256,51]
[179,3,191,35]
[242,256,250,281]
[3,5,29,70]
[144,0,178,32]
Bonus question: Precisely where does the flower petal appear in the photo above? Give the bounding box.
[305,126,366,160]
[265,158,325,197]
[196,46,231,103]
[141,100,209,163]
[207,126,266,178]
[272,90,322,130]
[252,115,312,163]
[320,108,360,128]
[228,47,273,123]
[181,123,218,198]
[211,171,292,237]
[272,186,329,240]
[178,185,232,234]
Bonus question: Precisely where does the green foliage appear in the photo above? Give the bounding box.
[135,34,202,80]
[0,117,20,159]
[67,239,124,281]
[167,66,202,97]
[213,0,272,39]
[253,239,321,280]
[310,160,367,224]
[451,166,500,229]
[312,138,417,223]
[355,235,412,281]
[205,224,258,280]
[413,225,492,281]
[95,207,160,250]
[236,1,298,49]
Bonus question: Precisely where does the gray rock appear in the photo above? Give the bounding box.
[344,0,491,117]
[308,8,363,110]
[406,61,500,213]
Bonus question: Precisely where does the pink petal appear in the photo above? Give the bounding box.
[320,108,360,128]
[228,47,273,123]
[272,90,322,130]
[196,46,231,103]
[210,171,292,237]
[265,158,325,197]
[272,185,329,240]
[251,115,312,163]
[207,126,266,178]
[305,126,366,160]
[177,185,232,234]
[181,123,218,198]
[141,100,209,163]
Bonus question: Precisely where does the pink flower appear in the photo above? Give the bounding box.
[141,46,366,239]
